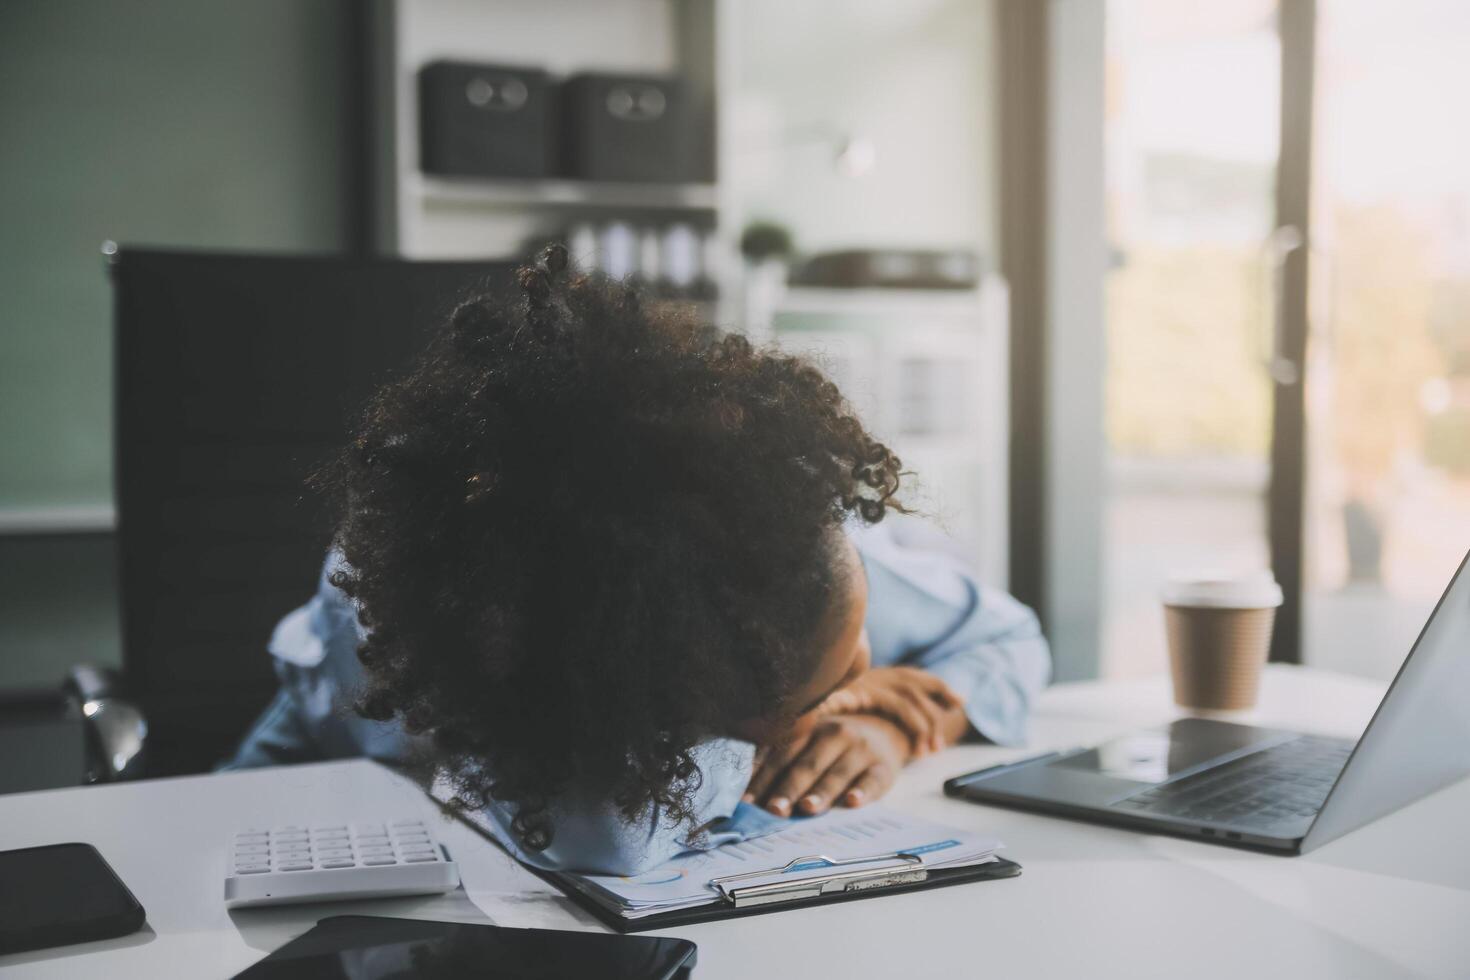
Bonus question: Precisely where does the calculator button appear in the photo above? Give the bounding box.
[395,833,431,844]
[320,858,355,869]
[318,847,353,859]
[235,843,270,854]
[276,843,311,855]
[276,861,313,871]
[358,847,394,858]
[235,864,271,874]
[400,843,435,855]
[312,824,347,833]
[402,852,438,863]
[361,855,396,866]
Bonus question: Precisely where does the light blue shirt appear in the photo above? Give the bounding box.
[223,518,1050,875]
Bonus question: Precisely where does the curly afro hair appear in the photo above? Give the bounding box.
[323,244,903,851]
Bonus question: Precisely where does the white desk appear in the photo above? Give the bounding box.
[2,665,1467,979]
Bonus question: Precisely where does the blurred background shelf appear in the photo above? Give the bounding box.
[769,286,992,317]
[370,0,723,262]
[412,175,718,212]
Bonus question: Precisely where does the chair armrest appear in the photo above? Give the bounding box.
[63,664,148,781]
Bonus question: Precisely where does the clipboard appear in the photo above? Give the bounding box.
[540,850,1022,933]
[436,795,1022,933]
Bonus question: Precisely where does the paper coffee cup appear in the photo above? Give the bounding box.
[1162,575,1283,711]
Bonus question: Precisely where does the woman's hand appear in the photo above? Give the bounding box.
[816,665,967,757]
[742,713,911,817]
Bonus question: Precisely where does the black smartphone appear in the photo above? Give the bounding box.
[0,843,147,955]
[231,915,698,979]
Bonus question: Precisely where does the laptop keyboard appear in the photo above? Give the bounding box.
[1112,735,1354,827]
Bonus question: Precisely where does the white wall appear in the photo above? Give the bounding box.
[0,0,351,515]
[728,0,998,257]
[0,0,353,688]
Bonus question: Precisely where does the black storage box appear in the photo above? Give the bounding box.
[419,61,555,178]
[560,73,698,183]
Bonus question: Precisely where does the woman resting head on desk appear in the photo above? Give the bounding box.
[225,245,1050,876]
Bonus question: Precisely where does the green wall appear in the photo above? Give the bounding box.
[0,0,350,689]
[0,0,350,513]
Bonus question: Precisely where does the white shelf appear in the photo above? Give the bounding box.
[412,175,718,212]
[773,286,988,318]
[377,0,722,260]
[0,504,116,535]
[764,277,1011,588]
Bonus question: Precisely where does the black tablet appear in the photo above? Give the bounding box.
[230,915,697,979]
[0,843,147,954]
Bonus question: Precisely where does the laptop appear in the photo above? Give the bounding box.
[946,552,1470,854]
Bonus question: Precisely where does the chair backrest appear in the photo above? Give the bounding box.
[112,248,513,775]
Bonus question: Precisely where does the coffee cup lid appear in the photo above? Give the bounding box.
[1162,574,1282,609]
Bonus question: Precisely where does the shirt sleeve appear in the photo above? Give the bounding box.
[220,552,412,770]
[218,601,331,771]
[218,686,323,770]
[855,519,1051,746]
[223,555,766,877]
[444,737,772,877]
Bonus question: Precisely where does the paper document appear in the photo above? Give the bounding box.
[564,805,1001,919]
[431,774,1002,921]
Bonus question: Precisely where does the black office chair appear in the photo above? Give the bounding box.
[89,248,514,778]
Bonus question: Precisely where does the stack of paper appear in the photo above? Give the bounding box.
[557,806,1003,920]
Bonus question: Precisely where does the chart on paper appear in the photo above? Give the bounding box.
[572,805,1003,914]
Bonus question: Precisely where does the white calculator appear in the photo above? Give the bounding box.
[224,818,460,908]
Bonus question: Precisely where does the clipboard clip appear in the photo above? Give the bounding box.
[709,851,929,909]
